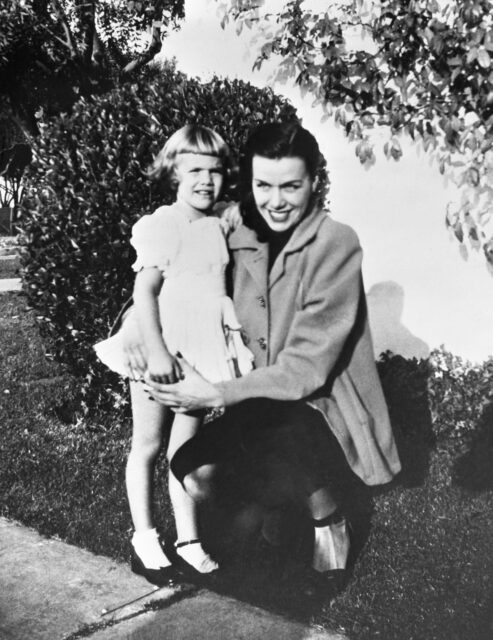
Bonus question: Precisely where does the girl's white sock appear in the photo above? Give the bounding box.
[132,528,171,570]
[175,541,219,574]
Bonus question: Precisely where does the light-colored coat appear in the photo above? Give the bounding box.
[217,207,401,486]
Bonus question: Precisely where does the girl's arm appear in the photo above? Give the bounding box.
[133,267,177,383]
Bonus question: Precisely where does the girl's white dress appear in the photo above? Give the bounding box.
[94,205,254,382]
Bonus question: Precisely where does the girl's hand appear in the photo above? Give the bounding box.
[219,203,242,236]
[144,354,224,412]
[146,350,181,384]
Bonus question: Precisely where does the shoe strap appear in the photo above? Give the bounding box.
[175,538,201,549]
[313,508,345,527]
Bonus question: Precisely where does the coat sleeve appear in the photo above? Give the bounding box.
[217,226,364,406]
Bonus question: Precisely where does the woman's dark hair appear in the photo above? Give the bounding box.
[241,122,322,181]
[239,122,329,225]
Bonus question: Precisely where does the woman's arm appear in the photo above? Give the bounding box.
[133,267,178,383]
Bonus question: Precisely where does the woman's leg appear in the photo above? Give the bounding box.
[127,381,171,569]
[239,400,351,573]
[167,414,218,573]
[170,399,351,572]
[308,488,350,572]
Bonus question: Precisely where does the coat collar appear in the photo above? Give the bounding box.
[228,206,327,252]
[228,207,328,290]
[228,225,268,292]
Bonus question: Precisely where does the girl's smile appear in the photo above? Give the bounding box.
[175,153,224,219]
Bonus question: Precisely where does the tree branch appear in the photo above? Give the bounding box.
[121,0,167,76]
[49,0,79,57]
[76,0,96,66]
[92,29,106,67]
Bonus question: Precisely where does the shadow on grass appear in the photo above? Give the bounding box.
[454,402,493,491]
[171,452,376,623]
[378,353,434,488]
[178,500,368,623]
[450,401,493,638]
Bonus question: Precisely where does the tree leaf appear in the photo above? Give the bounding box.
[477,48,491,69]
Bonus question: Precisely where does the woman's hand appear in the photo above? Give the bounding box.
[144,355,224,412]
[218,202,242,236]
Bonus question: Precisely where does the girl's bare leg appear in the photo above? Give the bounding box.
[167,414,218,573]
[307,487,350,572]
[127,381,171,569]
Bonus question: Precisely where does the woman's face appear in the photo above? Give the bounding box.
[251,155,317,233]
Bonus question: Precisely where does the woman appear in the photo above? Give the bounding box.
[124,122,401,576]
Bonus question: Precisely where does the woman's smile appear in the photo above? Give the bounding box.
[252,155,317,233]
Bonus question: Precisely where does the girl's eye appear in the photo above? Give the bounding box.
[284,184,300,192]
[255,183,270,191]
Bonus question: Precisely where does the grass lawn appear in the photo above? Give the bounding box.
[0,291,174,559]
[1,291,492,639]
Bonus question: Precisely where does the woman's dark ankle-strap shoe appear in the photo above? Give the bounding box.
[130,548,178,587]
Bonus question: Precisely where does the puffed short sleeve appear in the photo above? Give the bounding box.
[130,207,180,273]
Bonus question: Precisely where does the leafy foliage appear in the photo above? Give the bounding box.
[378,347,493,442]
[19,63,298,408]
[217,0,493,265]
[428,347,493,440]
[0,0,185,135]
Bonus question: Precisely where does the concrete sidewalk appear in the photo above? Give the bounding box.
[0,518,346,640]
[0,278,21,292]
[0,235,21,292]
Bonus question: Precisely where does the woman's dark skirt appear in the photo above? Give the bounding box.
[170,398,349,507]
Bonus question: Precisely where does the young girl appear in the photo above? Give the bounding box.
[94,125,253,585]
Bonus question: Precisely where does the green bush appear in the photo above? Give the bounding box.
[19,62,298,407]
[427,348,493,441]
[377,347,493,444]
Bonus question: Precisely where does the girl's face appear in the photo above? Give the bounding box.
[174,153,224,214]
[251,155,317,232]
